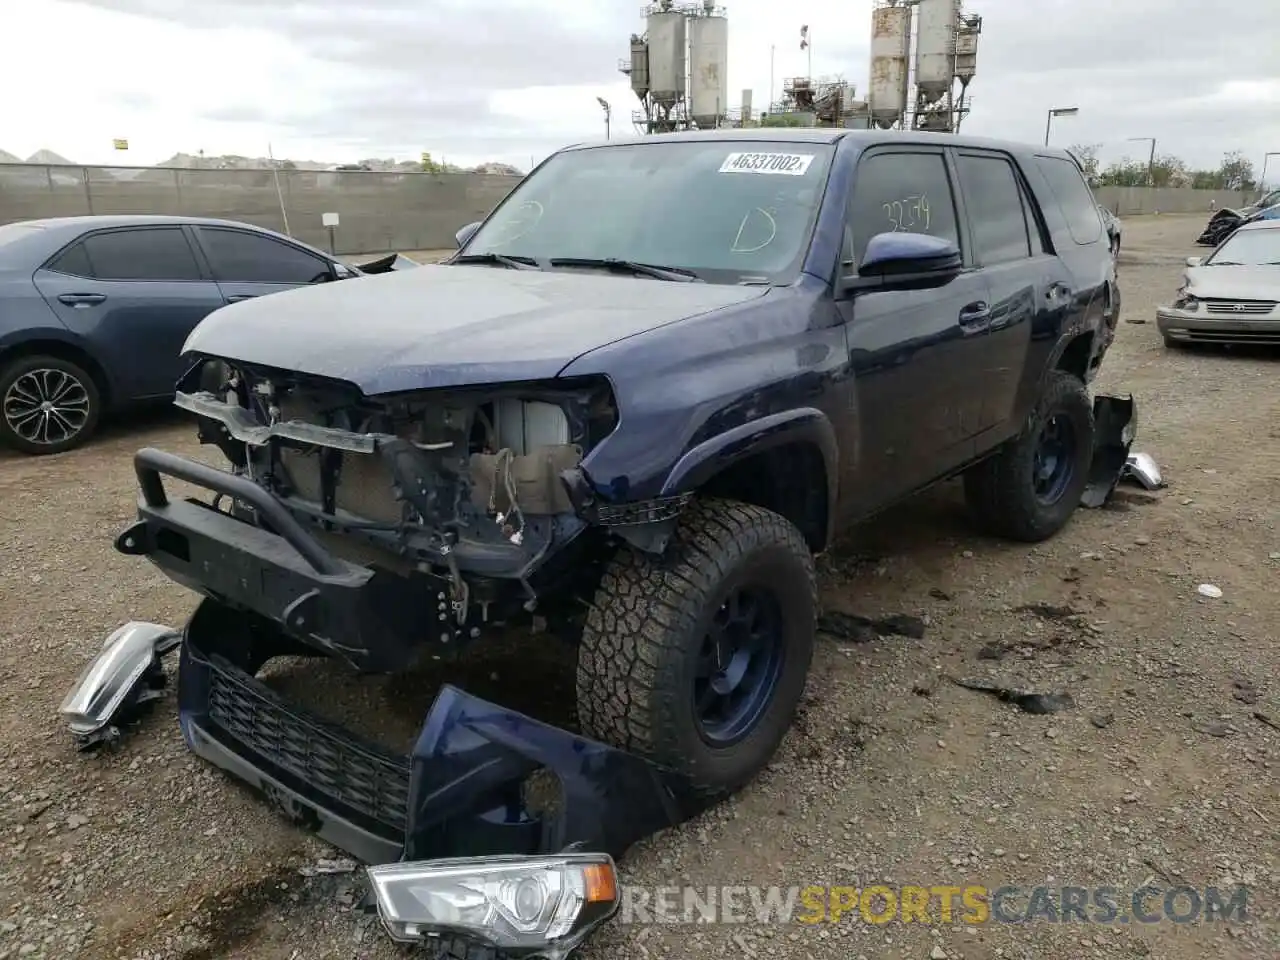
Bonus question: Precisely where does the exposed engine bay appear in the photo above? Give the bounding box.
[173,358,621,629]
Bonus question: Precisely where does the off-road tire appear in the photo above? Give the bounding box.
[963,369,1094,543]
[576,498,817,795]
[0,354,102,455]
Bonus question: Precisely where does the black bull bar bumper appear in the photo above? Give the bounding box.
[115,447,456,673]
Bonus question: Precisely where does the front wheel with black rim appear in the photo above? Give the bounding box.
[576,498,817,796]
[0,354,102,455]
[963,369,1095,543]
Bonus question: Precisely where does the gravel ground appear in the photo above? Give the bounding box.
[1,214,1277,960]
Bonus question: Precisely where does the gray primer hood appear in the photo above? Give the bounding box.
[182,265,768,396]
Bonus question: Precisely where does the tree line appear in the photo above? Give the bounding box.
[1070,145,1259,192]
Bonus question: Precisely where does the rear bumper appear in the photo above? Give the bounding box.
[116,447,460,672]
[178,597,703,865]
[1156,308,1280,344]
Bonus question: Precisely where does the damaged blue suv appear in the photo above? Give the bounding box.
[85,128,1122,953]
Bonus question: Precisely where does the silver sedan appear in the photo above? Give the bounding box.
[1156,219,1280,347]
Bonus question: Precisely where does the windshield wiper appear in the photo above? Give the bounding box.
[452,252,542,270]
[547,257,702,282]
[1210,260,1243,266]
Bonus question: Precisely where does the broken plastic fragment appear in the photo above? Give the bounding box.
[1080,394,1136,508]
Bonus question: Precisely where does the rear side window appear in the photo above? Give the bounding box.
[956,153,1031,264]
[81,228,204,281]
[848,151,960,263]
[1035,156,1103,245]
[198,228,331,284]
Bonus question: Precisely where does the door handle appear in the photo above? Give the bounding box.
[958,301,991,332]
[226,294,257,303]
[57,293,106,306]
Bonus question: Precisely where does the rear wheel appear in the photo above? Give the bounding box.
[576,498,816,795]
[964,370,1094,543]
[0,354,102,455]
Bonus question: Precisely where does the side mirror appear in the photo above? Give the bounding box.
[455,221,482,249]
[1185,256,1202,267]
[840,232,963,294]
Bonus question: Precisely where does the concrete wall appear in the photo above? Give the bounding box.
[0,164,1259,254]
[0,164,523,255]
[1093,186,1252,217]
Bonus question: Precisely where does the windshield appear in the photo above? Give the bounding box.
[1206,228,1280,266]
[461,140,836,284]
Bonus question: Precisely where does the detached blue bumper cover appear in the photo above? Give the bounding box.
[177,604,705,866]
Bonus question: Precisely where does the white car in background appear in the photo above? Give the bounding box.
[1156,219,1280,348]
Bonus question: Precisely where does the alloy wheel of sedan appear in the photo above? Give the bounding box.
[3,367,94,447]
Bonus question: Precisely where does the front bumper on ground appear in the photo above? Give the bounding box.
[175,596,704,868]
[1156,307,1280,345]
[59,601,700,955]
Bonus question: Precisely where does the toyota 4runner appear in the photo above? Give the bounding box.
[109,128,1121,870]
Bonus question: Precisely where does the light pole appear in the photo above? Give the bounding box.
[1260,151,1280,197]
[1128,137,1156,186]
[596,97,611,140]
[1044,106,1079,145]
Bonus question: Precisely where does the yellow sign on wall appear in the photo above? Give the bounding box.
[113,139,129,150]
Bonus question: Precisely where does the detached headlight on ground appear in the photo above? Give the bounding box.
[367,853,619,957]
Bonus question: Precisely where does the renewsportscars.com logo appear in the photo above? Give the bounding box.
[616,884,1250,926]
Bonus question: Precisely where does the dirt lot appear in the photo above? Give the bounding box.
[0,214,1276,960]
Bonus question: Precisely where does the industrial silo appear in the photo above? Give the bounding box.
[627,36,650,99]
[868,1,911,128]
[953,14,980,82]
[645,4,688,107]
[914,0,958,100]
[688,6,729,128]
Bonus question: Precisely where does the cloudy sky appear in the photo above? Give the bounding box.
[3,0,1278,178]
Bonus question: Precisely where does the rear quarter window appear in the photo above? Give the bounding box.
[48,242,94,278]
[1035,156,1103,245]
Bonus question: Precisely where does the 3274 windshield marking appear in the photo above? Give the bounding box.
[883,194,931,232]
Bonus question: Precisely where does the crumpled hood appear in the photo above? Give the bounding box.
[183,264,768,395]
[1184,265,1280,301]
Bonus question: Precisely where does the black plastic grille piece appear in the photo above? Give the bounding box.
[207,659,411,834]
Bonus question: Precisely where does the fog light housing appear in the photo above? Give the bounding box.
[367,853,619,956]
[58,622,181,747]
